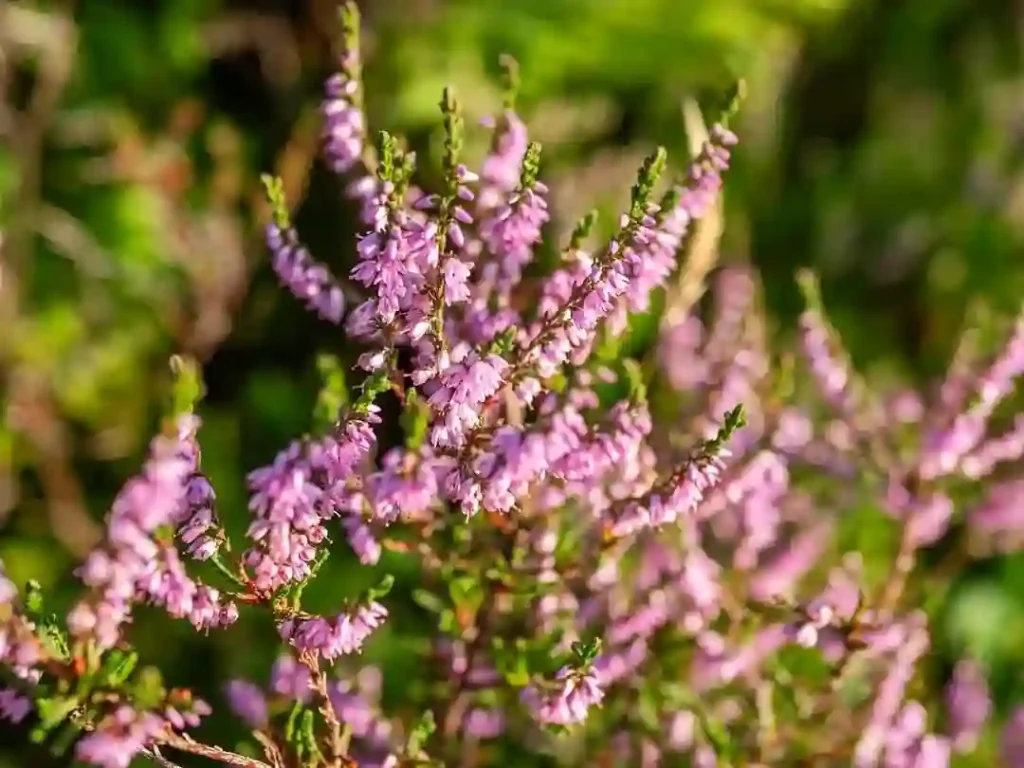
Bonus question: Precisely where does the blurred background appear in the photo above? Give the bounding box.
[3,0,1024,764]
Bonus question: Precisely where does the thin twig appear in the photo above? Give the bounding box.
[301,651,347,767]
[252,729,289,768]
[877,524,917,620]
[142,747,185,768]
[159,732,275,768]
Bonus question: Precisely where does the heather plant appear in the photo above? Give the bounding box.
[4,4,1024,767]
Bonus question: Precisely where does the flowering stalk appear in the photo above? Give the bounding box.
[262,176,345,324]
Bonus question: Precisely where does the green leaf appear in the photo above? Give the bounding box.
[24,579,45,616]
[313,354,350,431]
[622,358,648,403]
[367,574,395,602]
[407,710,436,754]
[412,589,445,614]
[31,697,80,742]
[698,710,737,762]
[131,666,166,711]
[401,390,430,450]
[448,574,482,613]
[284,701,303,745]
[169,354,204,417]
[99,649,139,687]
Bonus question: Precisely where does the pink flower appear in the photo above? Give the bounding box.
[522,665,604,726]
[280,601,388,661]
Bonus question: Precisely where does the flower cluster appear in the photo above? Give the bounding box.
[3,4,1024,768]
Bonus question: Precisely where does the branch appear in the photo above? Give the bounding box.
[142,747,185,768]
[301,651,347,766]
[159,733,274,768]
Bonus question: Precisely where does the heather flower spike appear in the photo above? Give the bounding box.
[623,358,648,404]
[168,354,203,418]
[262,174,346,323]
[570,209,599,250]
[338,2,361,96]
[720,77,746,127]
[522,639,606,729]
[7,10,1024,767]
[323,1,365,176]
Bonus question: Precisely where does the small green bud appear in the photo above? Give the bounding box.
[367,574,395,602]
[314,354,349,431]
[569,210,599,251]
[401,390,430,450]
[260,175,290,229]
[519,142,543,189]
[499,54,521,111]
[169,355,204,417]
[630,147,668,220]
[622,359,647,405]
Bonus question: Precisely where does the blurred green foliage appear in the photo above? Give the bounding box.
[3,0,1024,764]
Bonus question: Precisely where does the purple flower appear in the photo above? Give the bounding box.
[968,478,1024,551]
[610,434,732,536]
[349,193,439,341]
[618,127,737,327]
[74,706,166,768]
[961,414,1024,479]
[265,223,345,324]
[691,626,789,690]
[68,417,236,649]
[172,421,224,565]
[478,110,529,211]
[328,681,393,746]
[659,311,707,391]
[418,164,478,310]
[244,409,378,591]
[522,665,605,726]
[479,172,549,303]
[177,504,220,561]
[341,514,382,564]
[855,616,930,767]
[463,708,506,739]
[322,3,366,179]
[748,524,831,602]
[882,702,952,768]
[919,312,1024,480]
[173,418,223,562]
[224,680,269,728]
[352,194,429,326]
[883,482,954,549]
[270,654,312,703]
[944,659,990,753]
[427,351,509,450]
[1002,706,1024,766]
[457,398,595,516]
[244,451,327,591]
[880,704,950,768]
[362,448,439,524]
[279,600,387,661]
[0,688,31,723]
[799,301,855,417]
[323,74,364,176]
